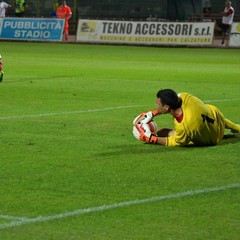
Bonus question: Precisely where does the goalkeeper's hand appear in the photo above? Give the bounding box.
[133,123,158,144]
[133,110,159,125]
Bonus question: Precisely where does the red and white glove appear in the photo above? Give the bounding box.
[133,110,159,125]
[133,123,158,144]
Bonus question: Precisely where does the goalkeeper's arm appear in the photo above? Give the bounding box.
[143,128,175,146]
[156,136,167,146]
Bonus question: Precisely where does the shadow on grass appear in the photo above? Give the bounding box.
[97,134,240,157]
[220,134,240,145]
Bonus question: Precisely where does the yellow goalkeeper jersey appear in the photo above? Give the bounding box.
[167,92,225,146]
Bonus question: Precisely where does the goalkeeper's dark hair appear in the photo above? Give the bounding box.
[156,89,182,110]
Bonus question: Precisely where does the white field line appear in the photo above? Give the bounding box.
[0,105,146,120]
[0,183,239,230]
[204,98,240,103]
[0,215,29,221]
[0,98,240,120]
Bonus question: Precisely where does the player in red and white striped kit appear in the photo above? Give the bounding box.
[218,1,235,46]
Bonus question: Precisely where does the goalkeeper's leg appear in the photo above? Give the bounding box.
[157,128,175,137]
[225,118,240,133]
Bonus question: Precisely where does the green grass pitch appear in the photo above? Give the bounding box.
[0,41,239,239]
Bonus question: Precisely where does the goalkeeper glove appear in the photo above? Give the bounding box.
[133,110,159,125]
[133,123,158,144]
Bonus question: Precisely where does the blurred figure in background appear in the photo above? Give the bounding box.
[51,0,59,17]
[217,1,235,46]
[202,1,212,18]
[0,0,12,17]
[13,0,27,17]
[56,1,72,41]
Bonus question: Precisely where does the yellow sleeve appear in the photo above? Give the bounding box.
[167,120,191,146]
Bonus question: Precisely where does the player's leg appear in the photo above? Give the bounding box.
[0,62,3,82]
[0,71,3,83]
[64,22,69,40]
[157,128,175,137]
[221,25,228,45]
[224,118,240,133]
[215,105,239,134]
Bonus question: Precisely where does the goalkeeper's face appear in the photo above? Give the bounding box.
[156,98,170,114]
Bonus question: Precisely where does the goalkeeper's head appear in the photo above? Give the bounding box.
[156,89,182,110]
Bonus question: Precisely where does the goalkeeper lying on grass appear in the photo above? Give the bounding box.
[133,89,240,146]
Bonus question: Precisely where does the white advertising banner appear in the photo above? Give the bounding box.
[76,19,215,46]
[229,22,240,47]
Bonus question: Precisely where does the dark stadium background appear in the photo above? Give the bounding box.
[6,0,240,35]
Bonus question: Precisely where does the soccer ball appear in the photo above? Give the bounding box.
[138,121,158,135]
[133,120,158,141]
[147,121,158,134]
